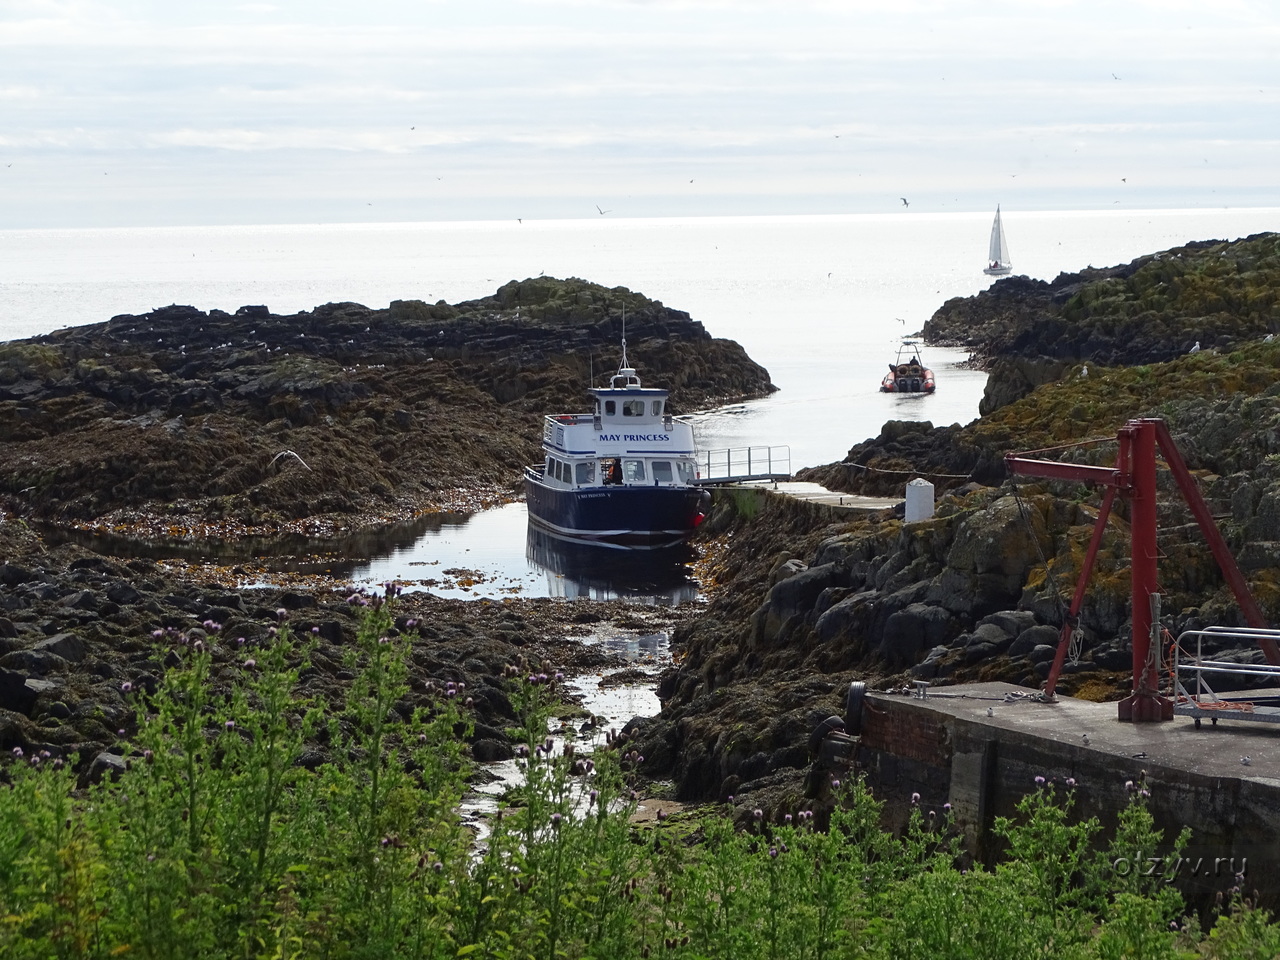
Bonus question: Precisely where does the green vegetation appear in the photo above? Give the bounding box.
[2,601,1279,958]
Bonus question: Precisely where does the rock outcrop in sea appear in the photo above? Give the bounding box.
[0,277,774,531]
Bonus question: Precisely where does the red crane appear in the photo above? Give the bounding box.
[1005,418,1278,722]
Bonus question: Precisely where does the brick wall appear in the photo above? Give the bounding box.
[861,697,950,767]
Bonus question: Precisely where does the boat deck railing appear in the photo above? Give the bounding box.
[696,446,792,485]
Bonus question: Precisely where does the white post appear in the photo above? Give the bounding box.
[904,477,935,522]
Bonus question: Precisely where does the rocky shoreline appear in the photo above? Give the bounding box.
[632,231,1280,816]
[8,237,1280,822]
[0,276,767,786]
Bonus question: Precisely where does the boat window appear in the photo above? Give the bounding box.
[575,461,594,484]
[651,461,674,484]
[544,457,554,478]
[622,459,646,483]
[622,399,645,417]
[604,400,616,416]
[552,459,563,482]
[677,461,696,484]
[651,400,663,416]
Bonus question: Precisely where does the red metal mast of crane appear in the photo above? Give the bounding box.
[1005,418,1278,722]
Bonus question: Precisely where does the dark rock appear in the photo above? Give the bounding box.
[470,738,512,762]
[1027,643,1058,665]
[106,582,143,605]
[0,668,38,716]
[79,750,127,787]
[0,649,69,675]
[1010,624,1060,658]
[878,603,955,667]
[33,633,88,663]
[0,564,38,586]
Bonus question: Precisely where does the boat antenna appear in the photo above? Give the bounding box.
[619,305,628,373]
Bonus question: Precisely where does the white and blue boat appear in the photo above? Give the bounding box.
[524,344,711,547]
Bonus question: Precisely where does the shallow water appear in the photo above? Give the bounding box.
[460,627,670,840]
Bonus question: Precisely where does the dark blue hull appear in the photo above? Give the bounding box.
[524,468,710,546]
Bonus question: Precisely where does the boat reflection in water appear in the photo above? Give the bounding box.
[525,521,700,605]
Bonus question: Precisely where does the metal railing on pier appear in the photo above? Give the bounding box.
[696,445,791,485]
[1172,627,1280,728]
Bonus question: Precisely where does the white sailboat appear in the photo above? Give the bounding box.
[983,205,1013,276]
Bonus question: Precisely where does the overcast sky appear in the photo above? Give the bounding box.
[1,0,1277,228]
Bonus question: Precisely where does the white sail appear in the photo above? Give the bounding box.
[984,205,1012,276]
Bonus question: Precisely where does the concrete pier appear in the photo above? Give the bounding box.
[725,480,903,516]
[858,681,1280,908]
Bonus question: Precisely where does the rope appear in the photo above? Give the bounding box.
[1008,435,1118,459]
[843,462,974,481]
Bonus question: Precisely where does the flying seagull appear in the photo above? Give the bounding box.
[596,205,611,215]
[900,197,909,208]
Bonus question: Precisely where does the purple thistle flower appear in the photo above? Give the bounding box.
[910,792,920,804]
[589,789,600,804]
[1035,775,1046,786]
[244,659,256,668]
[769,847,778,858]
[785,814,793,824]
[225,720,235,730]
[752,808,763,821]
[11,747,22,758]
[276,608,287,620]
[943,803,952,813]
[1066,777,1076,788]
[120,681,132,693]
[311,626,320,635]
[432,861,443,873]
[550,813,562,828]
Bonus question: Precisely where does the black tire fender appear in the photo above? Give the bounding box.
[845,681,867,735]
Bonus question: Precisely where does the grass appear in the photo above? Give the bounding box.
[2,596,1279,958]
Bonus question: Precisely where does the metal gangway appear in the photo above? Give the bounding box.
[696,445,791,485]
[1172,627,1280,728]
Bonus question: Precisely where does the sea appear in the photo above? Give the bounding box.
[4,207,1278,601]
